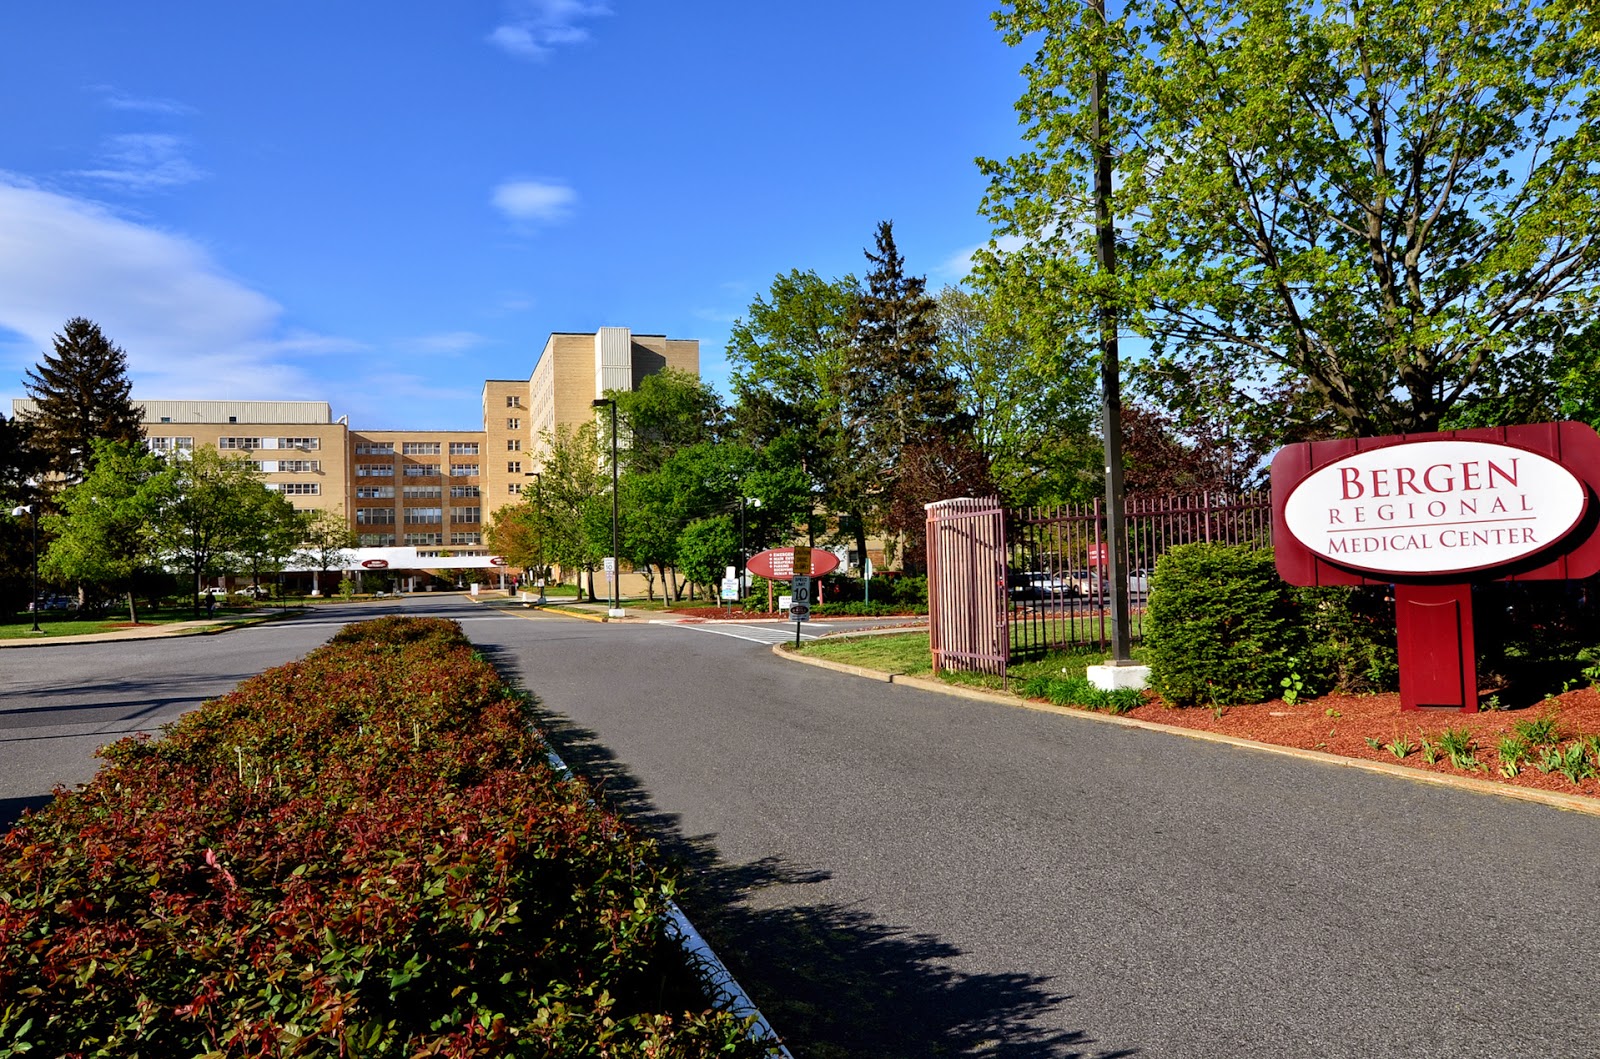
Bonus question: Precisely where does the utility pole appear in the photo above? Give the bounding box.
[1092,0,1133,665]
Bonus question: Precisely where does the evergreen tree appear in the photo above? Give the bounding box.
[2,412,46,615]
[841,222,983,567]
[22,318,144,485]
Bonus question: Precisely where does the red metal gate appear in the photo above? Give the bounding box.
[928,492,1274,681]
[925,497,1009,679]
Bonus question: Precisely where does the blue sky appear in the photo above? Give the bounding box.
[0,2,1030,431]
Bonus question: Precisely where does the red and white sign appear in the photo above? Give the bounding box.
[746,547,841,580]
[1281,439,1589,576]
[360,559,390,569]
[1273,423,1600,713]
[489,556,508,566]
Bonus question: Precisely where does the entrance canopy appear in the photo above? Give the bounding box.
[287,547,510,573]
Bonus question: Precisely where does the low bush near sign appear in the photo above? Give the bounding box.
[0,617,767,1057]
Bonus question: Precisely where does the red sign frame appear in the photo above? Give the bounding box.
[745,547,841,579]
[1271,422,1600,712]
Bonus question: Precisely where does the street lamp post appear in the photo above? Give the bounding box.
[738,495,761,593]
[523,470,546,604]
[11,504,39,633]
[591,398,623,617]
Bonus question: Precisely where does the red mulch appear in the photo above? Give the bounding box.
[665,606,921,620]
[1112,686,1600,798]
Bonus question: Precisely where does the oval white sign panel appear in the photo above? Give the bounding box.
[1283,440,1589,576]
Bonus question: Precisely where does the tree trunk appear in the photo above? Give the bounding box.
[127,590,139,625]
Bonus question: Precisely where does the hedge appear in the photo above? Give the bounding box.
[0,616,771,1057]
[1144,543,1302,707]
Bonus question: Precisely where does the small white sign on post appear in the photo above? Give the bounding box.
[720,577,739,601]
[602,556,617,583]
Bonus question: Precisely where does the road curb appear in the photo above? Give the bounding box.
[535,748,792,1056]
[774,644,1600,819]
[468,597,610,622]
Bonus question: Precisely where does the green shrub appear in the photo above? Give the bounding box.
[0,617,767,1057]
[1145,543,1302,707]
[1295,585,1399,694]
[1018,674,1142,714]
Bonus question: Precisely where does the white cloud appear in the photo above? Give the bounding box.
[491,179,575,225]
[402,331,489,355]
[73,133,207,190]
[90,86,198,117]
[487,0,610,60]
[0,179,346,406]
[937,234,1028,281]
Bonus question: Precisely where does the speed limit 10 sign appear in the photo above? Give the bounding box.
[790,574,812,622]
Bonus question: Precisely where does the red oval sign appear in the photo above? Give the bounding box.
[1283,439,1588,577]
[489,556,508,566]
[361,559,389,569]
[745,548,842,579]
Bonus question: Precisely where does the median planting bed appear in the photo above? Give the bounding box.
[0,616,769,1057]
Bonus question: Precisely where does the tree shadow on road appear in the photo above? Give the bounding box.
[523,696,1139,1059]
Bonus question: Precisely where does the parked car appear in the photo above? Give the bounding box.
[1007,570,1045,602]
[1009,571,1084,604]
[1066,570,1108,597]
[1127,568,1152,598]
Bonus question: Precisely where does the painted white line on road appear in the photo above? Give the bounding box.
[656,622,826,645]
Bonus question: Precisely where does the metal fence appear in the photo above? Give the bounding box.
[928,492,1273,680]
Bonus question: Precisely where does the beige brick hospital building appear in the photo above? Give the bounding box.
[16,327,698,563]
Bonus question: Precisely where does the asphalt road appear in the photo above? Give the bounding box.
[5,597,1600,1057]
[0,601,397,825]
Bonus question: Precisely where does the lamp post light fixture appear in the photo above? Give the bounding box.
[11,504,40,633]
[738,495,761,593]
[591,398,624,618]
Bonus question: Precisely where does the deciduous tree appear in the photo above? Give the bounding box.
[39,440,168,623]
[153,447,266,613]
[728,269,861,551]
[296,508,357,597]
[980,0,1600,438]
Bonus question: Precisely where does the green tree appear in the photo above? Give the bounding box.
[728,269,861,551]
[936,286,1101,505]
[296,508,357,597]
[610,368,727,476]
[153,447,267,613]
[533,423,608,599]
[841,221,984,566]
[1,413,46,614]
[980,0,1600,439]
[21,318,145,484]
[39,440,169,623]
[675,515,739,599]
[232,485,307,598]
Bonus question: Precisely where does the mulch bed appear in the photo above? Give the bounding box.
[1117,686,1600,798]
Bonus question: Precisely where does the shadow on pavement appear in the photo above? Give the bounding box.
[522,693,1135,1059]
[1,794,54,833]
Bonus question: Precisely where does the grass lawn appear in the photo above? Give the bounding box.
[0,605,280,640]
[796,630,1149,692]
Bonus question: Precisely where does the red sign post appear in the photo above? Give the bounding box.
[1272,423,1600,711]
